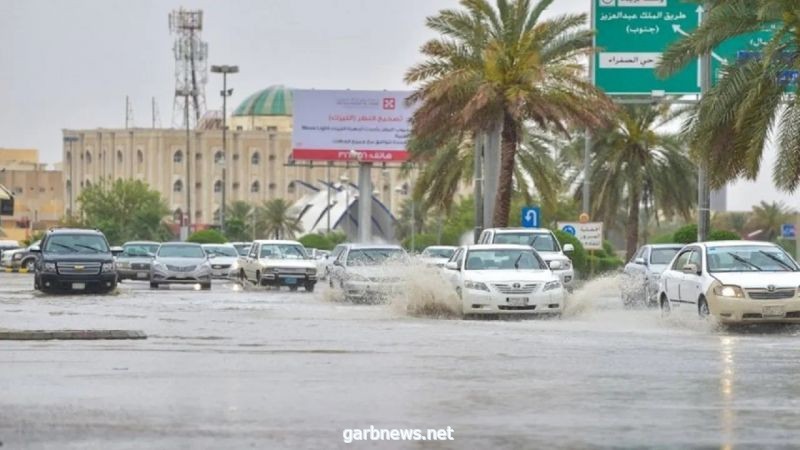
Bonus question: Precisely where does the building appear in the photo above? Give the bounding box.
[63,86,411,229]
[0,149,64,241]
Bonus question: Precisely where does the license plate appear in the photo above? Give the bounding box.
[72,283,85,290]
[284,277,298,285]
[137,272,148,278]
[763,305,786,317]
[508,297,529,306]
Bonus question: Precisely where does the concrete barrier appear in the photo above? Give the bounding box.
[0,330,147,340]
[2,267,30,273]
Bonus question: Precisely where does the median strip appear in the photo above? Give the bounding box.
[0,330,147,340]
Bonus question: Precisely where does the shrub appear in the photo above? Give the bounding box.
[553,230,587,277]
[673,224,739,244]
[187,229,227,244]
[709,230,740,241]
[402,233,440,253]
[299,233,333,250]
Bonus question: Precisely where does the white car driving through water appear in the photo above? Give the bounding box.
[621,244,683,307]
[329,244,409,303]
[658,241,800,323]
[239,240,318,291]
[444,244,565,317]
[419,245,457,268]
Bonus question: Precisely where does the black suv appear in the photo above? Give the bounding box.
[32,228,120,293]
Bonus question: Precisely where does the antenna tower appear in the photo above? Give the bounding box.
[169,8,208,128]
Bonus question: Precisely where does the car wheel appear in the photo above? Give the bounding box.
[23,259,35,271]
[305,282,315,293]
[255,271,262,286]
[329,277,334,288]
[33,276,40,290]
[289,285,299,292]
[150,282,159,289]
[698,296,710,318]
[239,269,246,282]
[643,286,653,308]
[660,295,671,317]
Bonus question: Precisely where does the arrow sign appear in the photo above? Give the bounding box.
[521,207,541,228]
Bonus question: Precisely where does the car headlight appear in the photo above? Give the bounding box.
[230,261,239,270]
[101,262,116,273]
[465,280,490,291]
[43,262,57,273]
[713,285,745,298]
[560,260,572,270]
[543,280,562,291]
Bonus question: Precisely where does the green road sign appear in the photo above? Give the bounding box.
[593,0,776,96]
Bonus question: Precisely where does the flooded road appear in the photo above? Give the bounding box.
[2,272,800,449]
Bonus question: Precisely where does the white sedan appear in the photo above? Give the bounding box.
[444,244,565,317]
[658,241,800,323]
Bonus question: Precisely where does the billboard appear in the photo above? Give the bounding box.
[291,89,415,162]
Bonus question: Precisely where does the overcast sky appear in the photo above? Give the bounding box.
[0,0,793,212]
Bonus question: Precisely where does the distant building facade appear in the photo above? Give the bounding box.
[63,86,410,229]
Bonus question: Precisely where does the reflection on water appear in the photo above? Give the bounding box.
[719,336,736,449]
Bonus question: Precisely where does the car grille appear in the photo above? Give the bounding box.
[212,264,231,269]
[166,264,196,272]
[274,267,307,274]
[747,289,795,300]
[131,263,150,270]
[493,283,539,295]
[57,262,101,275]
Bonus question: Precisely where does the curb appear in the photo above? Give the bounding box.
[0,330,147,340]
[3,268,30,273]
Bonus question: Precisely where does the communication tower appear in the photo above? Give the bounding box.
[169,8,208,128]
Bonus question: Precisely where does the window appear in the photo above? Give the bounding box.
[346,248,407,266]
[66,151,71,162]
[196,152,202,160]
[116,150,123,163]
[268,154,276,161]
[157,244,205,258]
[214,151,224,164]
[85,151,92,164]
[232,182,240,190]
[269,182,277,190]
[492,232,560,252]
[251,181,260,193]
[44,234,109,254]
[672,251,692,271]
[66,180,72,191]
[214,180,222,193]
[137,150,144,164]
[259,243,307,260]
[173,150,184,163]
[195,210,202,219]
[688,250,702,273]
[650,248,680,265]
[465,249,545,271]
[233,153,240,161]
[195,182,202,189]
[267,126,277,132]
[173,180,183,192]
[288,181,296,194]
[213,209,221,223]
[248,244,259,259]
[251,152,260,165]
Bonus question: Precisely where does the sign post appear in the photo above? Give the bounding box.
[521,207,541,228]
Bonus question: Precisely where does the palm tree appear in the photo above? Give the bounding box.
[224,201,254,242]
[256,199,303,239]
[562,103,697,260]
[405,0,613,227]
[410,130,562,214]
[657,1,800,190]
[748,201,793,242]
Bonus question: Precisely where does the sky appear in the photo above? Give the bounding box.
[0,0,794,212]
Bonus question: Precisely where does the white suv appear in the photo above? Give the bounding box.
[477,228,575,289]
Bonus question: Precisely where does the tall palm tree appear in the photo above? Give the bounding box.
[748,201,793,242]
[405,0,613,227]
[657,1,800,190]
[410,130,562,214]
[256,199,303,239]
[224,201,254,242]
[562,103,697,260]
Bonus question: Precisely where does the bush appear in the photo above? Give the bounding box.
[299,233,333,250]
[553,230,587,277]
[187,229,227,244]
[586,254,625,274]
[402,233,440,253]
[709,230,740,241]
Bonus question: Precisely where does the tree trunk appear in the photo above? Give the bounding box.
[625,186,641,261]
[492,113,518,227]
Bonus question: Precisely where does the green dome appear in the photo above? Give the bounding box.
[233,85,293,116]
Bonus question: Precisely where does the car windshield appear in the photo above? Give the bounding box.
[493,233,559,252]
[233,244,251,256]
[260,244,307,259]
[44,234,109,254]
[158,245,205,258]
[347,248,406,266]
[121,243,159,257]
[422,248,455,259]
[203,246,238,257]
[650,248,680,265]
[465,249,546,270]
[707,245,799,272]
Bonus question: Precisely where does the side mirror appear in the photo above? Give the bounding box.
[682,263,699,275]
[563,244,574,253]
[110,246,123,256]
[549,260,563,270]
[30,245,41,253]
[634,257,646,265]
[445,261,459,271]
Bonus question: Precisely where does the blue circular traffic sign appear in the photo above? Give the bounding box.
[562,225,576,236]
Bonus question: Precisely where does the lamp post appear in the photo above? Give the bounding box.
[175,88,196,238]
[340,173,350,233]
[210,65,239,236]
[63,136,79,217]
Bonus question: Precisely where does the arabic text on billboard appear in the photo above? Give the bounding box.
[291,90,415,162]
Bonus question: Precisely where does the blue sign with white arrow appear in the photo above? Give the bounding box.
[782,224,796,239]
[521,207,541,228]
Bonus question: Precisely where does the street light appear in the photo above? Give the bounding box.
[210,64,239,236]
[176,88,197,237]
[63,136,79,217]
[340,173,350,231]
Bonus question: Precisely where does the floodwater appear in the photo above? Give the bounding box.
[2,270,800,449]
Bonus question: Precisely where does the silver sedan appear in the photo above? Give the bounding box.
[150,243,212,290]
